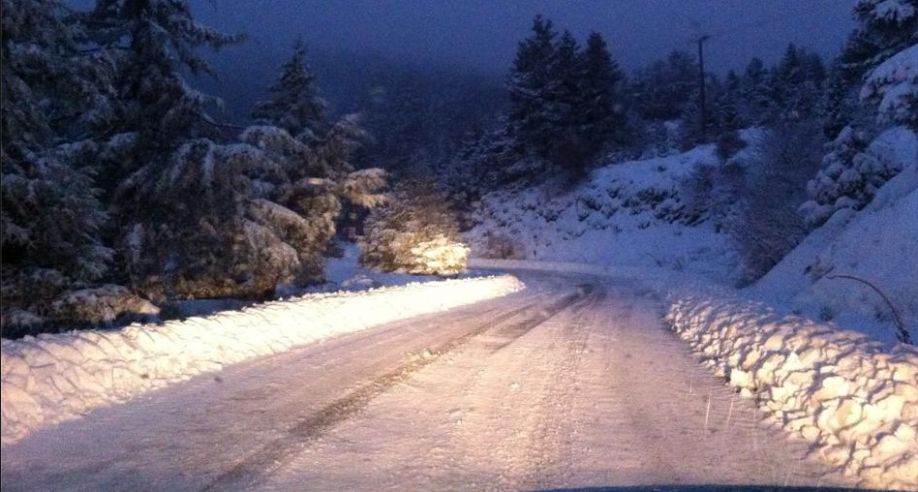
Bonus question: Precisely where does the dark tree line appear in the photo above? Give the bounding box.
[508,16,626,176]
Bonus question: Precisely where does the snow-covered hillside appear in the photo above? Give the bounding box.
[466,144,740,282]
[751,127,918,344]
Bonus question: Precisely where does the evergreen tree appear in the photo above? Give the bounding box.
[852,0,918,128]
[629,50,696,121]
[842,0,918,81]
[252,37,327,138]
[770,44,825,121]
[740,57,772,124]
[1,0,113,321]
[508,15,557,155]
[543,30,589,171]
[715,70,744,133]
[87,0,245,188]
[577,31,625,148]
[800,125,911,226]
[819,60,859,138]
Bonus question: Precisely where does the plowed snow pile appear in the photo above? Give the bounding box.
[667,293,918,490]
[0,275,524,445]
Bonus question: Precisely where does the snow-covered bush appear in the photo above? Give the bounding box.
[680,157,746,230]
[800,126,917,226]
[479,232,525,260]
[729,121,825,284]
[360,180,468,275]
[48,285,159,326]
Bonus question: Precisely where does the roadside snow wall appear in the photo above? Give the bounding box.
[667,293,918,490]
[1,275,524,445]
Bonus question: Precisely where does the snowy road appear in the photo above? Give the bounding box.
[1,271,856,491]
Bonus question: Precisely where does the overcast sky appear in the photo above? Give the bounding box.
[194,0,856,77]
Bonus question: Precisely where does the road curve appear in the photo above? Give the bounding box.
[1,270,855,491]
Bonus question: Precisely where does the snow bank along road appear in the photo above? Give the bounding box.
[0,275,523,445]
[2,271,860,490]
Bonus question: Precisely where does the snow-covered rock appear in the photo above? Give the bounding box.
[0,275,524,445]
[666,292,918,490]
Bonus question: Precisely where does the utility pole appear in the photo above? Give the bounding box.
[695,34,710,141]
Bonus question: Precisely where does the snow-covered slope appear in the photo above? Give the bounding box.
[751,127,918,344]
[466,144,739,282]
[0,275,524,445]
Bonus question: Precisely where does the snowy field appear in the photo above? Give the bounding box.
[0,275,524,445]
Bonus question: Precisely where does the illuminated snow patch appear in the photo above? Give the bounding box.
[408,235,470,275]
[667,293,918,490]
[0,275,524,445]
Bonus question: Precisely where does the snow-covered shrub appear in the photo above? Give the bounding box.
[729,121,825,284]
[714,130,748,161]
[800,126,917,226]
[48,285,159,325]
[680,156,746,230]
[407,235,470,276]
[480,232,525,259]
[360,180,468,275]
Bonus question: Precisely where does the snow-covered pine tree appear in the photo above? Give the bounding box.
[844,0,917,127]
[543,30,590,173]
[86,0,244,190]
[801,1,917,230]
[508,15,557,157]
[820,60,860,138]
[714,70,745,134]
[1,0,114,327]
[771,44,825,121]
[251,37,328,138]
[843,0,917,80]
[80,0,259,298]
[800,125,914,227]
[629,50,696,122]
[576,31,625,151]
[122,116,385,300]
[740,57,772,124]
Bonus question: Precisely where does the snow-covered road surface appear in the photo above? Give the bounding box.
[1,271,856,490]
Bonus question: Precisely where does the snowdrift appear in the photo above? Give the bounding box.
[667,292,918,490]
[752,128,918,344]
[466,144,739,282]
[0,275,524,445]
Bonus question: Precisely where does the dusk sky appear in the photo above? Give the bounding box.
[193,0,856,77]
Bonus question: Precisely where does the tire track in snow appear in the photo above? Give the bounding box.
[204,287,590,490]
[259,273,854,490]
